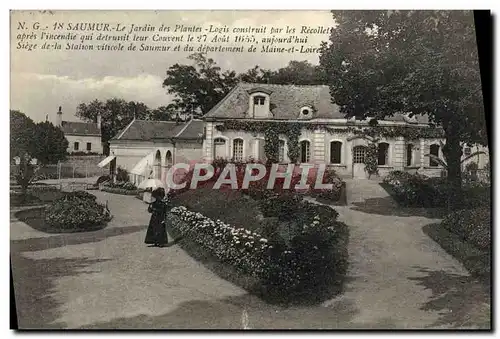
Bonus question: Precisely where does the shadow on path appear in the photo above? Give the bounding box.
[408,267,491,329]
[11,224,147,329]
[350,197,447,218]
[79,292,359,329]
[11,225,147,253]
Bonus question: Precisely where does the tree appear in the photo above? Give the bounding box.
[33,121,69,164]
[10,110,68,197]
[162,53,238,117]
[76,99,150,155]
[319,10,487,208]
[148,104,180,121]
[268,60,326,85]
[237,61,326,85]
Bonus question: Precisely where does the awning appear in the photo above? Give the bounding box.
[130,152,154,176]
[97,155,116,168]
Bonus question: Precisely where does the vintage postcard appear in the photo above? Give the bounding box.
[10,10,491,330]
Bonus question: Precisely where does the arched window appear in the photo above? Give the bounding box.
[278,140,285,163]
[213,138,226,159]
[406,144,413,166]
[378,142,389,166]
[300,140,311,163]
[165,150,173,167]
[154,150,161,179]
[330,141,342,164]
[429,144,440,167]
[233,139,244,161]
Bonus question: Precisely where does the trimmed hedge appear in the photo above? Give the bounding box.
[168,198,349,303]
[101,187,141,196]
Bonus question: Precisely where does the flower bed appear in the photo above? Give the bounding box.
[100,181,141,196]
[168,200,349,303]
[44,191,112,232]
[170,162,347,205]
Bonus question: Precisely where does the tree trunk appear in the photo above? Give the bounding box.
[444,122,463,211]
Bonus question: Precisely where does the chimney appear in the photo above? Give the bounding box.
[56,106,62,127]
[96,113,102,129]
[45,114,49,122]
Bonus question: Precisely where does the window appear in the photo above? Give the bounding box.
[278,140,285,163]
[377,143,389,166]
[86,142,92,151]
[330,141,342,164]
[429,144,440,167]
[300,140,311,163]
[213,138,226,159]
[406,144,413,166]
[302,109,310,115]
[74,142,79,151]
[464,147,471,156]
[214,138,226,145]
[253,96,265,105]
[353,146,366,163]
[165,151,173,167]
[154,150,162,179]
[233,139,243,161]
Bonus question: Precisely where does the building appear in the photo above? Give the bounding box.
[108,83,489,183]
[55,106,103,155]
[107,118,204,185]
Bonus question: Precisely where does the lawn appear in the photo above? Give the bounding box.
[10,187,65,207]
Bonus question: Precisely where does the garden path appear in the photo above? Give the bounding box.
[10,183,490,329]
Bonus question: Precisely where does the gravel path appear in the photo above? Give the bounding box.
[10,183,490,329]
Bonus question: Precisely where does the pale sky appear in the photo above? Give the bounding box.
[10,10,334,123]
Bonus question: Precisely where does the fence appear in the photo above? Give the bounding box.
[10,163,109,182]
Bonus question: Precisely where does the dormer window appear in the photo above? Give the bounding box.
[247,88,272,119]
[253,96,266,105]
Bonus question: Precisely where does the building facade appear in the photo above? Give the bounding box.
[55,106,104,155]
[108,83,489,184]
[108,118,204,185]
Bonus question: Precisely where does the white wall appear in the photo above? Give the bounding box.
[66,134,103,154]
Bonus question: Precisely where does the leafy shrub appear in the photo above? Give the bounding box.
[383,170,490,208]
[441,207,491,252]
[44,190,112,230]
[96,175,111,185]
[116,167,129,182]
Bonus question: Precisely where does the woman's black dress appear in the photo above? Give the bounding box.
[144,200,169,246]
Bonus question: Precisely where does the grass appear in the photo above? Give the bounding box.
[14,207,108,234]
[10,189,65,207]
[422,223,490,283]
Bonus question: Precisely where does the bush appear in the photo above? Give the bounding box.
[441,207,491,251]
[96,175,111,185]
[44,190,112,230]
[168,201,349,302]
[116,167,129,182]
[103,181,137,190]
[384,170,491,209]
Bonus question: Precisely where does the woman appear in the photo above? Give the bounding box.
[144,187,169,247]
